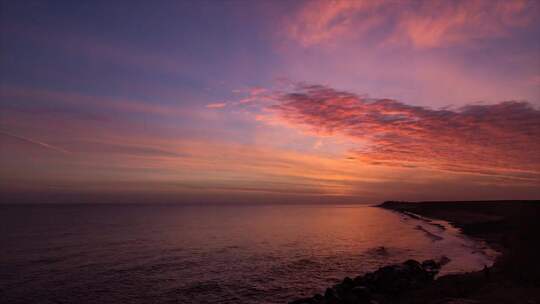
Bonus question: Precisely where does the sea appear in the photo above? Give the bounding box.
[0,204,498,303]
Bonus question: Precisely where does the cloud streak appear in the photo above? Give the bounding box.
[0,130,70,154]
[254,84,540,180]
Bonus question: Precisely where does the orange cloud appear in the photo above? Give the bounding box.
[206,102,228,109]
[257,84,540,181]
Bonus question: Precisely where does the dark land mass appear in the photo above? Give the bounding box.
[289,200,540,304]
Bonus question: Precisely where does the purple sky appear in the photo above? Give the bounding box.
[1,0,539,204]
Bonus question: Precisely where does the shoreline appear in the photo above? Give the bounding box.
[380,205,500,275]
[289,200,540,304]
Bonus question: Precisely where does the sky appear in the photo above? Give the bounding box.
[1,0,539,204]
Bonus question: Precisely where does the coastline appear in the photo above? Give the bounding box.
[382,205,500,275]
[289,200,540,304]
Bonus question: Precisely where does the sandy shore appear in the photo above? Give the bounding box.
[289,200,540,304]
[378,200,540,303]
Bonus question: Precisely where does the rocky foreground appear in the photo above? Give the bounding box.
[289,258,449,304]
[289,200,540,304]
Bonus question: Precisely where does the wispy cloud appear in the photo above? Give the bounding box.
[0,86,187,117]
[244,84,540,181]
[205,102,228,109]
[0,130,70,154]
[70,141,189,158]
[287,1,383,47]
[286,0,538,48]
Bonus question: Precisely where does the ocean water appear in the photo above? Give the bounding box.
[0,204,497,303]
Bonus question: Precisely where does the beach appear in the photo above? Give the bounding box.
[290,200,540,304]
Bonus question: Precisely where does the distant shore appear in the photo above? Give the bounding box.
[290,200,540,304]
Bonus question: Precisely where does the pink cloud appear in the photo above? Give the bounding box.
[392,0,536,48]
[257,84,540,181]
[287,1,383,47]
[206,102,228,109]
[286,0,538,48]
[206,87,276,110]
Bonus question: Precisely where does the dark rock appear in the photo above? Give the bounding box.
[288,297,313,304]
[374,246,388,256]
[353,274,366,286]
[324,287,336,300]
[439,255,451,266]
[351,285,370,300]
[341,292,364,304]
[404,259,422,269]
[288,258,448,304]
[341,276,354,289]
[333,277,354,298]
[422,259,439,271]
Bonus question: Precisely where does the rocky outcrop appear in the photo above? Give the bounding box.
[289,258,448,304]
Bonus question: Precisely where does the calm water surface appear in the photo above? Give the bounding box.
[0,204,496,303]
